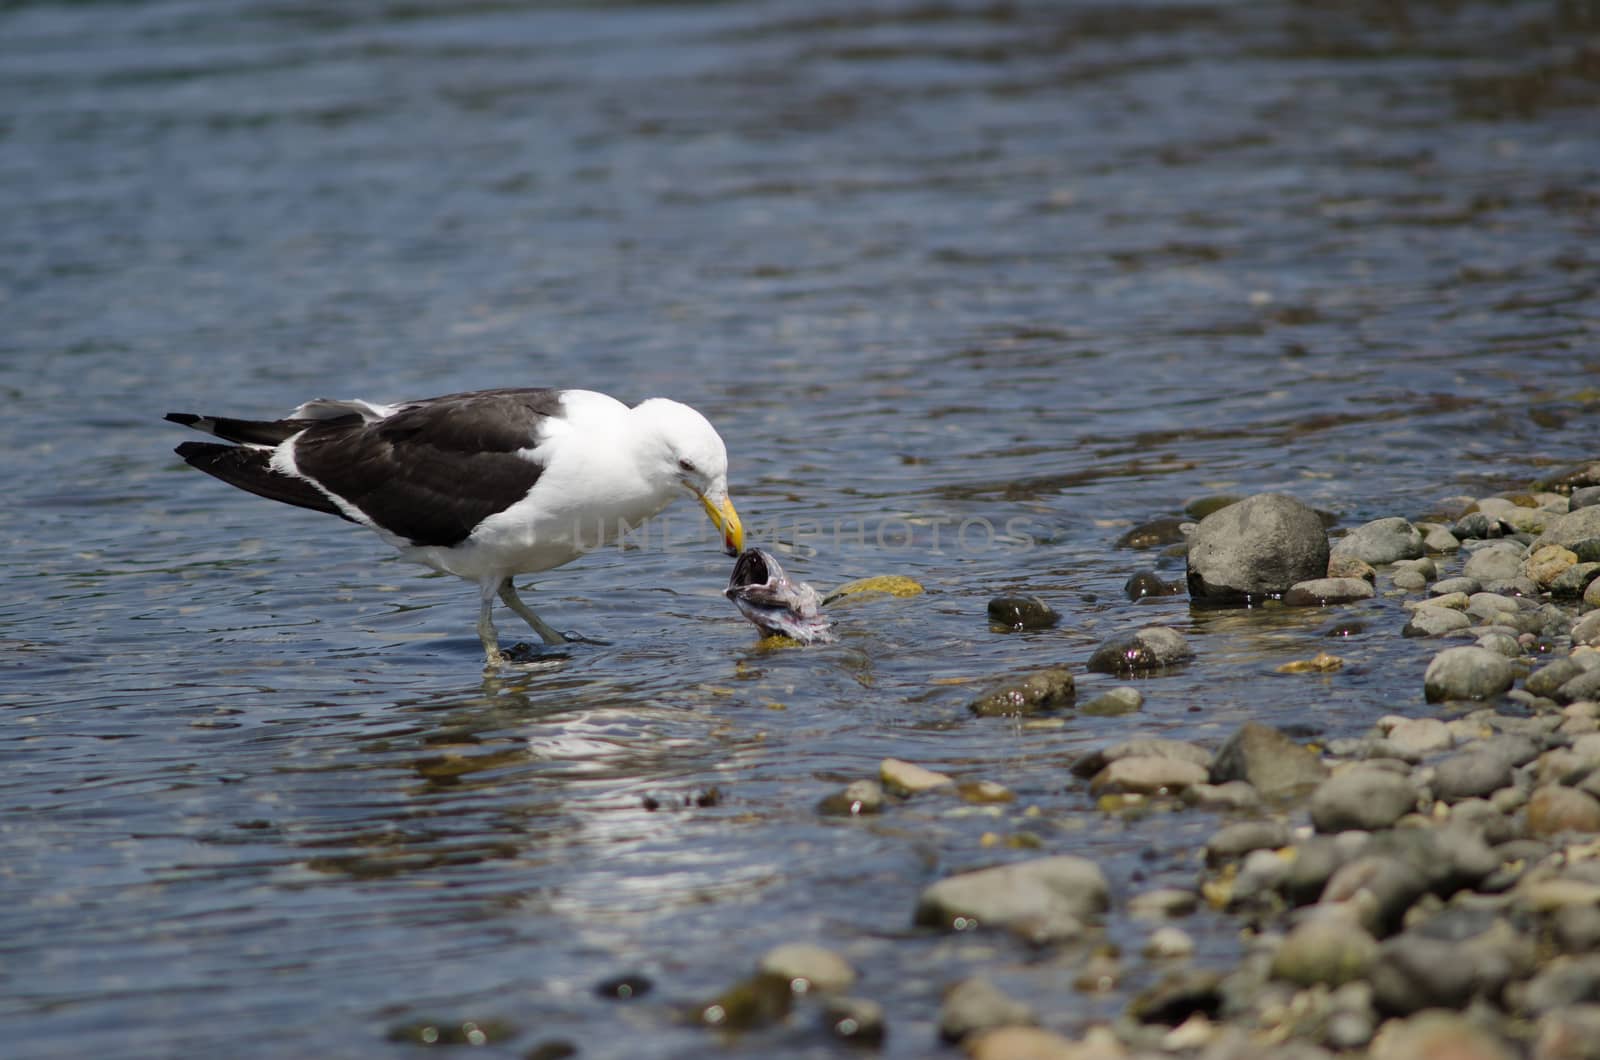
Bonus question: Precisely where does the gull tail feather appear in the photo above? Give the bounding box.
[174,441,350,521]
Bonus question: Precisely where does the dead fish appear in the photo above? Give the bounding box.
[724,548,836,644]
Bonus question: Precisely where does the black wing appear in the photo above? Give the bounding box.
[291,389,565,548]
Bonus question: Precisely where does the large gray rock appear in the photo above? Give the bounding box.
[1424,646,1515,703]
[914,856,1109,938]
[1187,492,1330,603]
[1332,517,1426,565]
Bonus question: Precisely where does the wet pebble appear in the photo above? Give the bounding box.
[1477,631,1524,657]
[1550,561,1600,598]
[697,972,792,1031]
[1078,686,1143,716]
[1282,577,1375,606]
[1182,780,1264,813]
[1378,716,1454,756]
[1186,492,1329,602]
[1533,505,1600,554]
[1271,911,1378,987]
[1432,575,1482,596]
[1320,855,1429,936]
[939,977,1034,1041]
[964,1027,1085,1060]
[1369,934,1491,1016]
[1126,970,1224,1026]
[1128,888,1199,920]
[1423,523,1463,552]
[987,595,1060,630]
[1526,785,1600,836]
[1430,751,1516,802]
[1573,486,1600,510]
[1403,605,1472,637]
[1089,756,1208,796]
[880,757,952,796]
[818,780,885,816]
[1071,737,1211,778]
[1371,1011,1515,1060]
[1573,610,1600,646]
[1534,1005,1600,1060]
[1143,926,1195,959]
[1516,954,1600,1016]
[1332,517,1425,565]
[1453,511,1506,540]
[914,856,1109,939]
[968,666,1077,716]
[594,973,653,1000]
[1123,569,1180,600]
[1424,646,1515,702]
[822,997,885,1047]
[1117,517,1189,550]
[1085,626,1193,675]
[1529,658,1585,698]
[1205,820,1289,865]
[1464,541,1529,583]
[1310,767,1421,833]
[386,1019,517,1047]
[758,943,855,994]
[1527,544,1580,588]
[1209,721,1328,796]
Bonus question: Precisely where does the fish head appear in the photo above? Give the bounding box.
[724,548,836,644]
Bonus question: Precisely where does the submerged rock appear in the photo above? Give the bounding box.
[969,666,1077,716]
[1118,517,1189,550]
[759,943,855,994]
[987,594,1060,630]
[822,575,924,605]
[1086,626,1193,675]
[822,997,886,1047]
[880,758,953,796]
[1283,577,1375,606]
[914,855,1109,938]
[817,780,885,816]
[1186,492,1330,603]
[1089,756,1209,796]
[1079,686,1144,716]
[1124,569,1181,600]
[697,972,793,1031]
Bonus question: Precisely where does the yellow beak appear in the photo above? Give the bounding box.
[699,491,744,556]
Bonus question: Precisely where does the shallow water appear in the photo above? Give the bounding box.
[2,0,1597,1056]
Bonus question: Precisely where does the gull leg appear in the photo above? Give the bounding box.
[477,580,506,668]
[499,577,568,646]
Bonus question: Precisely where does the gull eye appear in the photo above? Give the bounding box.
[677,458,697,473]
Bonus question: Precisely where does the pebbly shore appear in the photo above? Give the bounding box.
[672,459,1600,1059]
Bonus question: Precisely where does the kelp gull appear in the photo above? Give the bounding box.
[167,388,744,667]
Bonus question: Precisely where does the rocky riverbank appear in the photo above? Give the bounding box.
[694,461,1600,1059]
